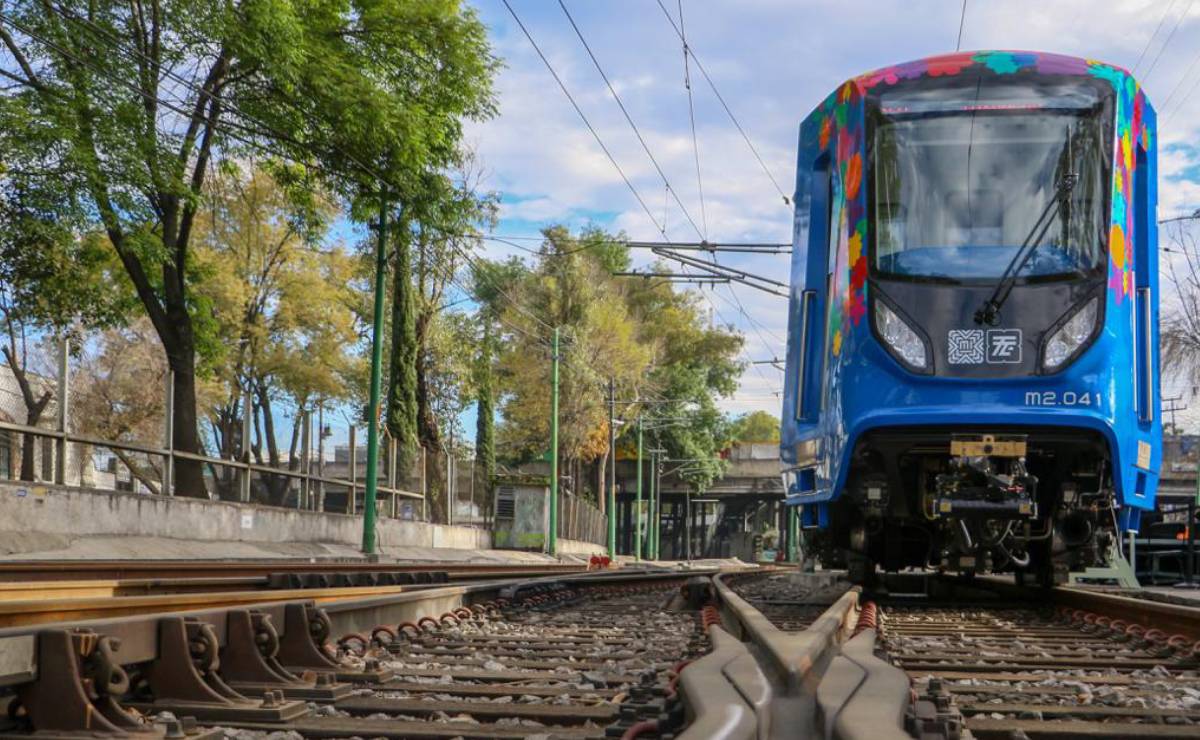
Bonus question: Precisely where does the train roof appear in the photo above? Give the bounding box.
[803,50,1153,133]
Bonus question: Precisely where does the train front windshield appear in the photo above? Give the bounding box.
[870,79,1114,282]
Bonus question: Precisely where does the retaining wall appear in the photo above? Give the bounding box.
[0,481,518,559]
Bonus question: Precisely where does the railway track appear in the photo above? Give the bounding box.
[0,567,714,740]
[4,559,1195,739]
[881,602,1200,738]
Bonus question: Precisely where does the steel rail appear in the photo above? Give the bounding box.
[0,560,591,582]
[0,566,727,685]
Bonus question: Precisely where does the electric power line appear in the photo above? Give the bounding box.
[675,0,709,240]
[501,0,668,239]
[653,0,790,206]
[555,0,705,241]
[1134,0,1179,73]
[1142,0,1196,79]
[955,0,968,52]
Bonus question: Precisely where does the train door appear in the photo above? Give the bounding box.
[794,156,833,428]
[1129,137,1158,517]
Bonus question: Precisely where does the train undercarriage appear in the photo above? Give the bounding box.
[804,427,1118,585]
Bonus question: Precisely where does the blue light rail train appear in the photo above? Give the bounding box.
[780,51,1161,584]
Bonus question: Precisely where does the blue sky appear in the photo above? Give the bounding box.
[458,0,1200,420]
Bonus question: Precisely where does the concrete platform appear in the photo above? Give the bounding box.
[0,481,605,564]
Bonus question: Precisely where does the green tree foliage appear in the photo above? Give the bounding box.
[386,155,497,513]
[0,162,133,479]
[492,226,743,497]
[729,410,781,443]
[0,0,496,495]
[474,327,496,489]
[625,277,744,490]
[192,164,358,503]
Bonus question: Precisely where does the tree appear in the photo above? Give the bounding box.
[470,256,527,507]
[496,227,654,496]
[73,319,169,493]
[0,166,132,480]
[729,411,781,443]
[0,0,496,495]
[386,155,497,520]
[192,164,357,504]
[1163,222,1200,394]
[474,328,496,490]
[622,262,744,491]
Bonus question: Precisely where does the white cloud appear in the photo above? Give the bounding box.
[468,0,1200,416]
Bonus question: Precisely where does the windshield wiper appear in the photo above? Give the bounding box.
[974,172,1078,326]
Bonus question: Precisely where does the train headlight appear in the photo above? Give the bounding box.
[1043,297,1099,371]
[875,300,929,370]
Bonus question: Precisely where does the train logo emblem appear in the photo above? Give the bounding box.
[947,329,1022,364]
[947,330,985,365]
[986,329,1022,363]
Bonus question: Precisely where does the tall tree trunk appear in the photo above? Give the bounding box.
[161,314,207,497]
[257,383,288,505]
[475,335,494,491]
[385,224,419,471]
[414,310,441,453]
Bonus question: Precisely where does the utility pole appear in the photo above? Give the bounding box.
[635,416,643,561]
[647,450,656,560]
[653,453,663,559]
[607,378,617,557]
[361,187,388,554]
[548,328,560,557]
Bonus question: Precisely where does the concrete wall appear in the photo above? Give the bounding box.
[0,481,610,561]
[0,480,492,559]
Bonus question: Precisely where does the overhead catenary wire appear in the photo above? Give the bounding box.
[653,0,790,206]
[955,0,968,52]
[1159,42,1200,111]
[502,0,668,240]
[1134,0,1180,73]
[555,0,705,241]
[675,0,709,241]
[1142,0,1196,80]
[677,264,781,393]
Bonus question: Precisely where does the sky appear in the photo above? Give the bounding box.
[459,0,1200,420]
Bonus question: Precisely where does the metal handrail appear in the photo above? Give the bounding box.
[0,418,423,501]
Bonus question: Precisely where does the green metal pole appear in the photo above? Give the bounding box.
[635,417,643,561]
[654,454,663,559]
[361,188,388,554]
[648,452,657,560]
[548,327,559,556]
[607,378,617,558]
[648,450,657,558]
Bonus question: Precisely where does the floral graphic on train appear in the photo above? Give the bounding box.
[816,82,867,359]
